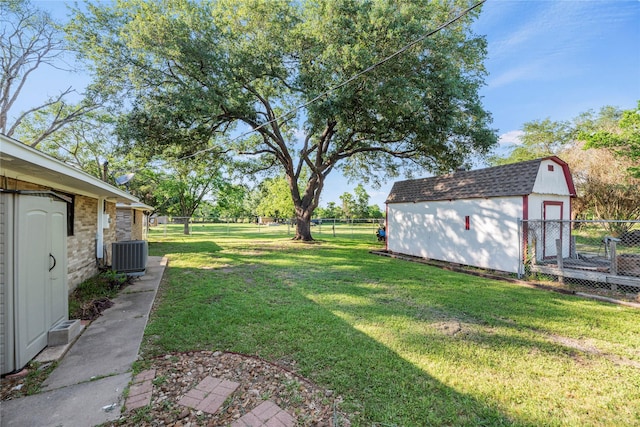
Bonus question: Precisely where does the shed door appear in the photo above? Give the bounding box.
[15,196,67,368]
[543,201,563,258]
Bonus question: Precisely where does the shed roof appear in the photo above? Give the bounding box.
[386,157,575,204]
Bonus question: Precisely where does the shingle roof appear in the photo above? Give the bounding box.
[386,158,556,204]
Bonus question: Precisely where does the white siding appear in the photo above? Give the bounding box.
[527,194,572,220]
[527,193,572,260]
[387,196,524,273]
[532,160,571,195]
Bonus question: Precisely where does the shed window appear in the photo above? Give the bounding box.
[465,215,470,230]
[548,165,554,171]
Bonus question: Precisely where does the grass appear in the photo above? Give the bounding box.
[572,224,640,255]
[0,361,58,400]
[142,223,640,426]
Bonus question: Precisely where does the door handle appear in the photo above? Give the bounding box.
[49,253,57,272]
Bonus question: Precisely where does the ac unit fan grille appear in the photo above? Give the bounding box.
[112,240,148,275]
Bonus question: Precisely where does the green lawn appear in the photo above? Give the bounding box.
[142,224,640,426]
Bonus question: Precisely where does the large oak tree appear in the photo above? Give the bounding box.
[67,0,496,240]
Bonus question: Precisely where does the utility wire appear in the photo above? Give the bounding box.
[175,0,486,162]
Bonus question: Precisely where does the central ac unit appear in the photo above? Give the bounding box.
[112,240,148,276]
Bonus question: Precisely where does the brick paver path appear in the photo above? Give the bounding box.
[231,400,296,427]
[178,376,240,414]
[125,369,155,411]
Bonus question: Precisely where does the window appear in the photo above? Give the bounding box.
[548,165,554,171]
[66,195,75,236]
[465,215,470,230]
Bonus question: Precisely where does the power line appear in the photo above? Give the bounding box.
[174,0,486,162]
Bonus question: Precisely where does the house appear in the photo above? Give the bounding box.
[0,134,149,375]
[116,202,153,242]
[385,157,577,274]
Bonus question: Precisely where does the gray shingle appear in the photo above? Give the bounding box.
[386,158,545,203]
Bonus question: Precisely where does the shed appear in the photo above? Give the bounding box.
[385,157,576,274]
[0,134,146,374]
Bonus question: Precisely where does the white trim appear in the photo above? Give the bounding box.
[96,198,105,259]
[0,134,138,202]
[116,202,154,212]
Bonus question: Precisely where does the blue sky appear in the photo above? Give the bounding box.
[331,0,640,207]
[16,1,640,209]
[474,0,640,147]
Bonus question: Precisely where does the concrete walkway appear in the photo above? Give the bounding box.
[0,256,167,427]
[2,255,297,427]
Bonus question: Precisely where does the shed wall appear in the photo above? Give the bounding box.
[532,159,572,195]
[527,194,572,220]
[387,196,523,273]
[0,194,10,373]
[1,178,118,291]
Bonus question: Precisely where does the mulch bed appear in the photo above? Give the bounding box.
[109,350,350,426]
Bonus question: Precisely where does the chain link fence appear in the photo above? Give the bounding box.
[521,220,640,294]
[150,216,386,240]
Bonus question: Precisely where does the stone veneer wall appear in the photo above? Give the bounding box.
[67,195,99,290]
[132,209,145,240]
[1,177,118,292]
[116,208,146,242]
[116,209,132,241]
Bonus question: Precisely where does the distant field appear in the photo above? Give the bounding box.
[149,220,384,241]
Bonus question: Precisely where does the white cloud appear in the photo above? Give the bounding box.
[488,63,541,88]
[498,130,524,146]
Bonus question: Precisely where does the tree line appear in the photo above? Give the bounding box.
[491,103,640,229]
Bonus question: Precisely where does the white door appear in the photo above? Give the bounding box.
[15,196,67,368]
[543,201,563,258]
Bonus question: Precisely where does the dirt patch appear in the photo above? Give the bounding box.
[432,321,464,336]
[546,334,640,368]
[78,297,114,321]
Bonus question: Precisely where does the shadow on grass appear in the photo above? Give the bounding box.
[143,235,639,425]
[144,272,526,425]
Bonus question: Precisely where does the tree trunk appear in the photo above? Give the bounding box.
[183,219,190,235]
[293,208,313,241]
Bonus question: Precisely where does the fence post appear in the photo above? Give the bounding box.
[610,241,618,291]
[517,219,523,279]
[556,239,564,284]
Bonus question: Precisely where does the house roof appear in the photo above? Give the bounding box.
[116,202,155,212]
[0,134,140,203]
[386,157,576,204]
